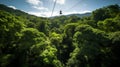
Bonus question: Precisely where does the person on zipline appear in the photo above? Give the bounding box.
[60,10,62,15]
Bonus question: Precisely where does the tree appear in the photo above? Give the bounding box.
[67,24,108,67]
[40,46,63,67]
[107,4,120,17]
[107,31,120,67]
[97,15,120,32]
[0,10,24,67]
[65,15,80,23]
[91,8,110,22]
[17,28,47,67]
[64,23,78,37]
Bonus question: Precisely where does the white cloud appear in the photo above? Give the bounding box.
[28,11,52,17]
[64,10,91,15]
[32,6,49,11]
[9,6,17,9]
[26,0,48,11]
[53,0,65,5]
[27,10,60,17]
[26,0,42,6]
[27,10,91,17]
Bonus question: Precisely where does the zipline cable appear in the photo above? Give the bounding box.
[51,0,86,16]
[51,0,57,17]
[64,0,86,12]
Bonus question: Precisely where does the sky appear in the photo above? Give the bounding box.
[0,0,120,17]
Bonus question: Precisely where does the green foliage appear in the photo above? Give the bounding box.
[0,4,120,67]
[64,23,78,37]
[0,10,24,67]
[98,14,120,32]
[18,28,46,52]
[50,32,63,44]
[40,46,62,67]
[109,31,120,43]
[91,4,120,22]
[107,4,120,17]
[0,10,24,44]
[91,8,110,22]
[65,15,80,23]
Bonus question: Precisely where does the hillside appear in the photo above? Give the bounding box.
[0,4,91,18]
[0,4,28,16]
[0,4,120,67]
[65,12,91,17]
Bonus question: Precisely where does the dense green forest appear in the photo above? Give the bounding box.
[0,4,120,67]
